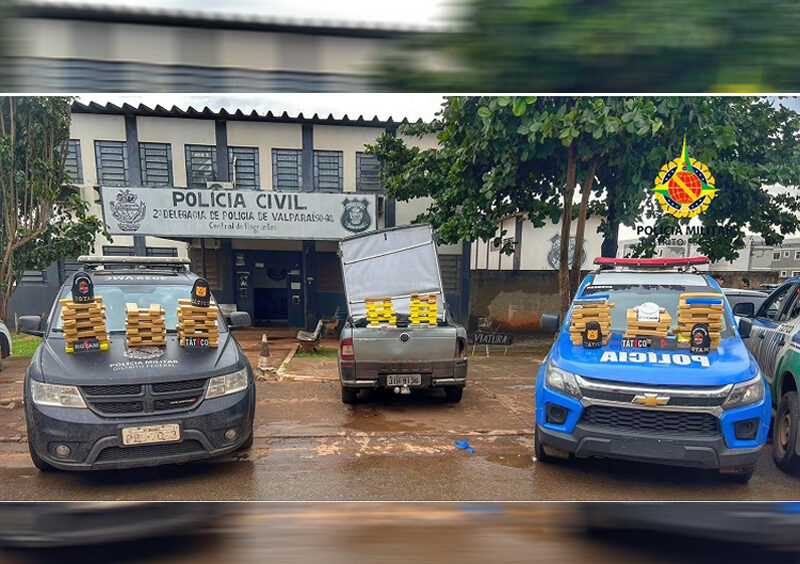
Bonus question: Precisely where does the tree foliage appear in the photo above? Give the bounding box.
[0,96,105,320]
[368,96,800,319]
[377,0,800,92]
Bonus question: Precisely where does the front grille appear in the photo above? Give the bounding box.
[82,384,142,397]
[581,388,725,408]
[152,379,206,393]
[81,379,208,417]
[92,401,144,414]
[95,440,206,463]
[580,405,720,436]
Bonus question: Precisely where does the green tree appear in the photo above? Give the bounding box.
[0,97,105,320]
[377,0,800,92]
[369,96,800,320]
[370,96,665,316]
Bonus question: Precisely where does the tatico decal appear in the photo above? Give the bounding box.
[599,350,711,368]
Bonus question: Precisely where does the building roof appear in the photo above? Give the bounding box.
[71,101,425,128]
[14,0,436,38]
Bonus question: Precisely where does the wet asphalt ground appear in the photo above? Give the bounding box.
[0,503,793,563]
[0,352,797,501]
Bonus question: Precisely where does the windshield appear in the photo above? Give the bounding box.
[51,284,227,334]
[580,282,733,338]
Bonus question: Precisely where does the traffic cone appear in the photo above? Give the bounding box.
[257,333,273,374]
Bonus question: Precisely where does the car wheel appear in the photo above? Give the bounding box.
[444,387,463,403]
[341,386,359,405]
[719,466,755,483]
[27,435,54,472]
[534,425,556,463]
[773,390,800,474]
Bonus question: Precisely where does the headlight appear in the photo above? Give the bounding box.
[30,381,86,408]
[723,372,765,410]
[544,362,582,399]
[206,368,249,399]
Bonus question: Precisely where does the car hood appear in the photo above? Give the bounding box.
[549,332,757,387]
[35,333,243,385]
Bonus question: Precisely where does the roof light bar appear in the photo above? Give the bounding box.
[593,257,710,267]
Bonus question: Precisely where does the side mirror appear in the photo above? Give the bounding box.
[738,317,752,339]
[732,302,755,318]
[540,313,562,333]
[18,315,44,337]
[228,311,252,330]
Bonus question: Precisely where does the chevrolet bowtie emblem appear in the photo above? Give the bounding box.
[632,393,670,407]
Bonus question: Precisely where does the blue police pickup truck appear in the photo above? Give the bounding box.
[536,257,770,482]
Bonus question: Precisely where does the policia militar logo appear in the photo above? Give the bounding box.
[341,198,372,233]
[71,272,94,303]
[653,137,716,219]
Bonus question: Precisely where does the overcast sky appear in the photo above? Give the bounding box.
[29,0,455,27]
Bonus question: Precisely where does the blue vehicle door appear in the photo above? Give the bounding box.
[748,282,799,387]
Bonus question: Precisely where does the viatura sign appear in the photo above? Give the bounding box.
[101,187,377,240]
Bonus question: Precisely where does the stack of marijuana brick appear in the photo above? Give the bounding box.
[624,307,672,338]
[125,303,166,347]
[409,293,438,326]
[677,292,724,349]
[177,298,219,347]
[60,297,109,352]
[365,297,397,326]
[568,298,613,346]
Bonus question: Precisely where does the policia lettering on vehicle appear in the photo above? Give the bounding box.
[536,257,770,483]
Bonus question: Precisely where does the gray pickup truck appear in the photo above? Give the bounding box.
[337,225,468,404]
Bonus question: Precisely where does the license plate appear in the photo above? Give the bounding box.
[121,424,180,446]
[622,337,651,348]
[386,374,422,387]
[184,337,209,348]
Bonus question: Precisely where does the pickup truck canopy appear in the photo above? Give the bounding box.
[339,224,445,320]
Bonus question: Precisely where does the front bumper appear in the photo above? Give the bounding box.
[340,358,468,389]
[26,383,255,471]
[536,385,770,470]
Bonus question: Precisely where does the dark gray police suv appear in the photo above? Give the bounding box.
[19,256,255,471]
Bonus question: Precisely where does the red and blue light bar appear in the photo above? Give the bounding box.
[593,256,710,267]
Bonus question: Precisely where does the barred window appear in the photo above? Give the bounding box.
[272,148,302,191]
[146,247,178,257]
[228,146,260,189]
[21,270,46,284]
[102,245,135,256]
[185,144,217,188]
[356,152,382,192]
[65,139,83,184]
[139,142,173,187]
[94,140,129,186]
[313,150,343,191]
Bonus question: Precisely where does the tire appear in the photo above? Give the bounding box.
[773,390,800,474]
[534,425,556,463]
[341,386,359,405]
[444,387,463,403]
[719,466,755,484]
[27,435,54,472]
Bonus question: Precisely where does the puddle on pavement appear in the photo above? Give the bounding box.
[483,453,534,469]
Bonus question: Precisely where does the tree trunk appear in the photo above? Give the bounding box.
[558,143,578,318]
[569,156,600,297]
[601,181,619,258]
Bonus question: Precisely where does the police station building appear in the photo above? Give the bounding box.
[9,102,470,330]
